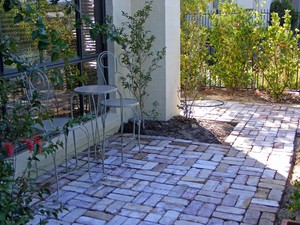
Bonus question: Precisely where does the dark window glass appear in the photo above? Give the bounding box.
[0,0,106,116]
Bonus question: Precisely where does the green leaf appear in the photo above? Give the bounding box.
[32,30,39,40]
[50,30,58,44]
[38,41,49,50]
[3,0,13,12]
[25,4,34,14]
[65,50,76,58]
[50,0,59,4]
[4,58,14,65]
[51,52,59,62]
[90,29,99,40]
[24,15,31,22]
[39,38,49,44]
[14,13,24,24]
[66,6,72,15]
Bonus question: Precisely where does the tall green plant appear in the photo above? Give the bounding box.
[257,11,299,99]
[180,0,211,118]
[209,1,263,90]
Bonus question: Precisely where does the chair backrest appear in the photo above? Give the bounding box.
[97,51,118,86]
[97,51,134,99]
[23,70,55,112]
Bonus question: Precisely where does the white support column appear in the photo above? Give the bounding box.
[109,0,180,121]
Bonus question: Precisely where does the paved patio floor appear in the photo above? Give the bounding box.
[30,102,300,225]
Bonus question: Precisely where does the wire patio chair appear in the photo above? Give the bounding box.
[97,51,141,163]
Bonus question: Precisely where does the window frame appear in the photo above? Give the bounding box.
[0,0,106,115]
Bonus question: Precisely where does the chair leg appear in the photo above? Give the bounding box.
[137,119,141,151]
[64,134,69,172]
[77,126,92,182]
[72,130,78,169]
[132,106,141,152]
[52,152,60,199]
[101,115,107,179]
[120,107,125,163]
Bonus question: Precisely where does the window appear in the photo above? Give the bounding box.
[0,0,106,116]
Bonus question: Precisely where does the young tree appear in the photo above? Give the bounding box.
[180,0,211,118]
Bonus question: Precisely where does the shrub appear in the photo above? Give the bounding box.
[257,11,299,98]
[180,0,210,118]
[209,1,263,90]
[270,0,298,31]
[288,180,300,220]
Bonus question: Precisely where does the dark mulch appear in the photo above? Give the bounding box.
[139,115,236,144]
[123,115,236,144]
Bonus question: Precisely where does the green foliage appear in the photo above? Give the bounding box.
[0,77,64,224]
[257,11,299,98]
[270,0,298,30]
[0,0,76,69]
[116,1,166,118]
[181,0,300,97]
[288,180,300,219]
[180,0,208,117]
[0,1,76,223]
[181,0,211,14]
[180,0,210,118]
[209,1,263,90]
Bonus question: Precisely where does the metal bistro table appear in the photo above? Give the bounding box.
[73,84,118,179]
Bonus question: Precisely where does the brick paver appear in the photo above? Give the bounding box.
[30,102,300,225]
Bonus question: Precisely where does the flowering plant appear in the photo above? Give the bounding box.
[0,77,63,224]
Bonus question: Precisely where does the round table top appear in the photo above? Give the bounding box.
[74,85,118,95]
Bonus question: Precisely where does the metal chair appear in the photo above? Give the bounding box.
[22,70,91,197]
[97,51,141,163]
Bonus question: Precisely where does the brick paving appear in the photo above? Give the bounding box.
[30,102,300,225]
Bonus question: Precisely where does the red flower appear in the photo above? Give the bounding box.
[22,138,34,152]
[33,135,43,153]
[3,142,14,156]
[33,135,42,145]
